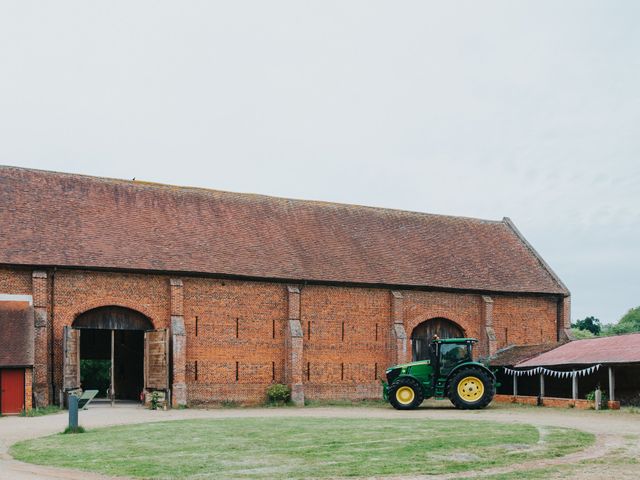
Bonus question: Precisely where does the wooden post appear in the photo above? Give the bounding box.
[572,371,578,400]
[539,373,545,398]
[111,329,115,407]
[608,366,615,402]
[513,374,518,396]
[143,331,147,404]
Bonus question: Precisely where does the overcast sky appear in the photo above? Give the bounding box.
[1,1,638,324]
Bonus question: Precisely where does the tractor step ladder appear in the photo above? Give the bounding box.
[434,378,447,398]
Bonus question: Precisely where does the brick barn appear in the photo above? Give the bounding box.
[0,166,570,409]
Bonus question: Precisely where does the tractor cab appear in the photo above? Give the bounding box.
[430,338,476,377]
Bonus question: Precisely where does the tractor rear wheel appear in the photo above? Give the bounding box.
[388,377,424,410]
[447,368,494,410]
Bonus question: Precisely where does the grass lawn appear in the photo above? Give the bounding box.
[11,417,593,479]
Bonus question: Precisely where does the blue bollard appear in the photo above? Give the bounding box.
[68,394,79,431]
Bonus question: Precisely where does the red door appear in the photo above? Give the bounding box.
[1,369,25,414]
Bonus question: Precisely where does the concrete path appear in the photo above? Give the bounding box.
[1,402,639,479]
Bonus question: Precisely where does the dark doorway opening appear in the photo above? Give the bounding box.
[74,306,152,402]
[79,329,144,400]
[411,318,464,361]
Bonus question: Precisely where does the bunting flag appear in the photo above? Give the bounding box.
[503,364,602,378]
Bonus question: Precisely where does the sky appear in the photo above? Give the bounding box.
[1,1,638,324]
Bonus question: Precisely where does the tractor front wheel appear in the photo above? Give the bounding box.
[388,377,424,410]
[448,368,494,410]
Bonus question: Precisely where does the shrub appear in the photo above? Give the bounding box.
[570,328,595,339]
[266,384,291,405]
[150,391,161,410]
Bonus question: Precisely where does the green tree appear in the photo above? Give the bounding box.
[611,306,640,335]
[570,328,596,339]
[571,316,601,335]
[80,359,111,397]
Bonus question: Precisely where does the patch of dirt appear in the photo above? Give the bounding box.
[500,443,534,452]
[428,452,481,462]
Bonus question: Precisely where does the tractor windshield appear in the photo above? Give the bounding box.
[439,343,470,375]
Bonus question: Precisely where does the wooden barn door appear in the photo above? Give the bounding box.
[63,326,81,391]
[411,318,464,361]
[144,329,169,393]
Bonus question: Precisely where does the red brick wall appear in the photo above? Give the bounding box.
[183,278,287,404]
[401,291,558,359]
[301,285,390,400]
[403,290,483,355]
[0,267,32,294]
[24,367,33,411]
[492,296,558,348]
[493,394,600,410]
[0,266,562,405]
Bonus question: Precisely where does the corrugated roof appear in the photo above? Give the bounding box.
[0,166,568,294]
[516,333,640,367]
[489,343,562,367]
[0,301,34,367]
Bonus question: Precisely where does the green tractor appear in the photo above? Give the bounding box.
[383,337,495,410]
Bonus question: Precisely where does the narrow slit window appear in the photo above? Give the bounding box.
[505,327,509,344]
[307,321,311,340]
[341,362,344,381]
[195,316,199,337]
[195,360,198,381]
[236,318,239,339]
[272,361,275,381]
[341,321,345,341]
[272,319,276,339]
[235,361,239,381]
[307,362,311,381]
[375,323,378,341]
[374,362,378,380]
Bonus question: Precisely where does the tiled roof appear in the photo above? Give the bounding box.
[516,333,640,366]
[489,343,562,367]
[0,301,34,367]
[0,166,568,294]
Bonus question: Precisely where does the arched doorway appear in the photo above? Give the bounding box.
[71,306,153,402]
[411,318,464,361]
